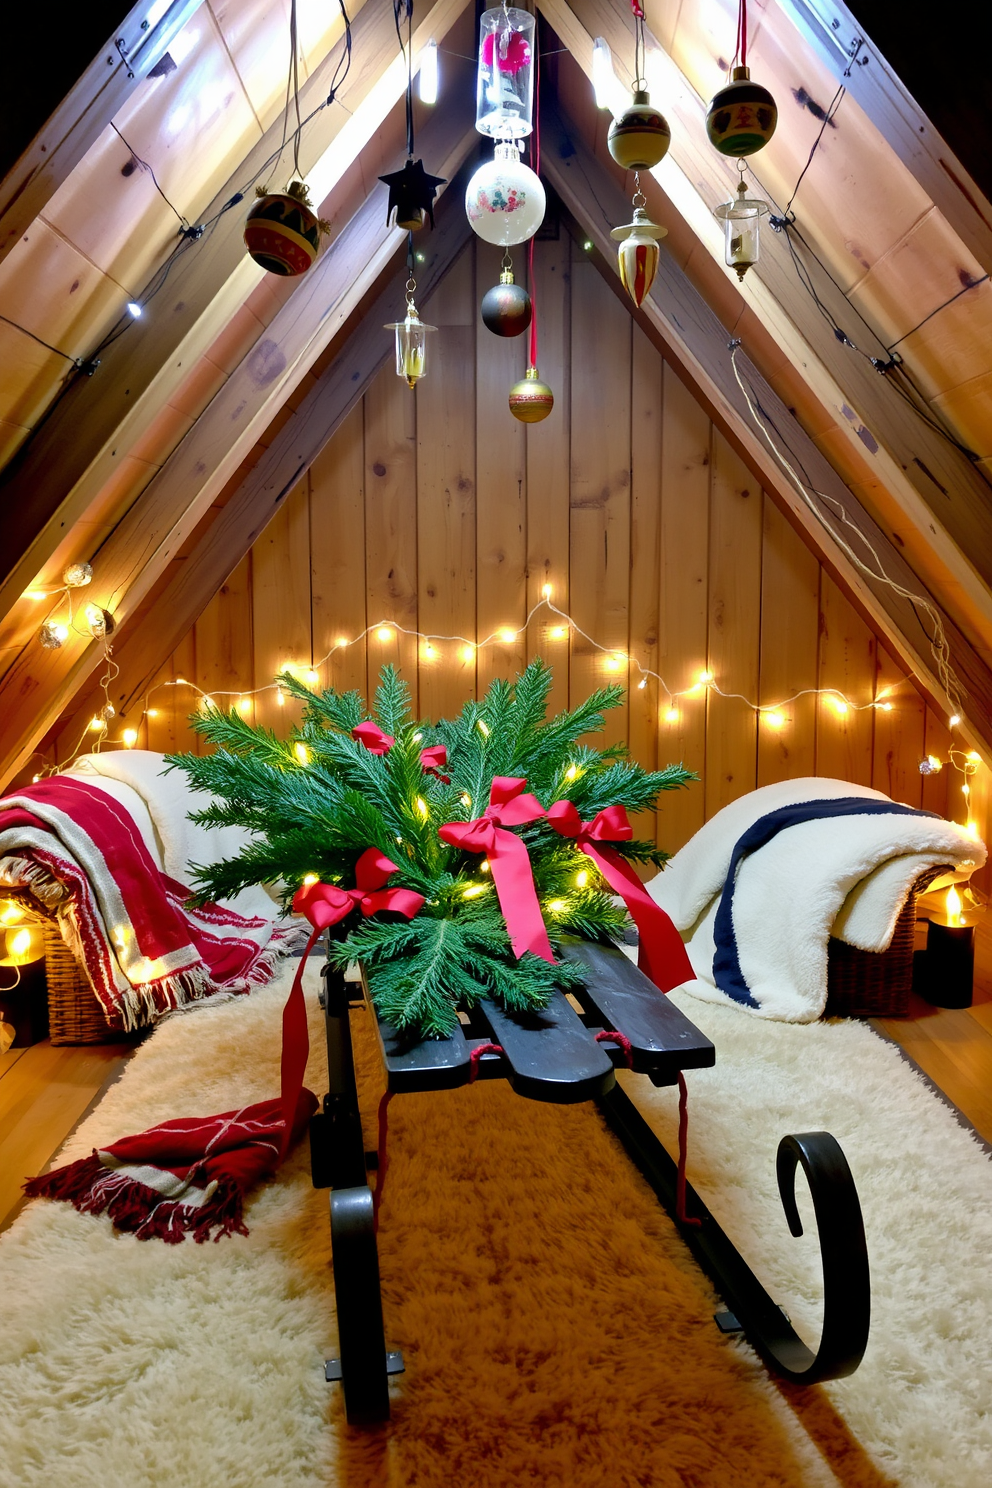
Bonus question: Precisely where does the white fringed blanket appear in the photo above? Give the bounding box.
[649,778,986,1020]
[0,752,301,1029]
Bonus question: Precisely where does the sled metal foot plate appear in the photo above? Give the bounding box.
[325,1351,405,1382]
[714,1311,743,1333]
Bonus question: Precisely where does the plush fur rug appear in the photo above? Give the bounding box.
[1,960,990,1487]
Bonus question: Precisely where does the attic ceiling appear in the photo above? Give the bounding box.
[0,0,990,786]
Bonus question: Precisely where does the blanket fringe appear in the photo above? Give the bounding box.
[24,1157,249,1244]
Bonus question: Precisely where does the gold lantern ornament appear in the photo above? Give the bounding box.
[714,172,769,281]
[385,278,436,389]
[508,366,554,423]
[610,184,667,308]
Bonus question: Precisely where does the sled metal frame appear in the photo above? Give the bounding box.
[309,941,870,1425]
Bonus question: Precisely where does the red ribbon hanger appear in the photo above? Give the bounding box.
[439,776,553,962]
[547,801,693,993]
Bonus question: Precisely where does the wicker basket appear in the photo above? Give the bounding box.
[41,920,115,1045]
[824,867,946,1019]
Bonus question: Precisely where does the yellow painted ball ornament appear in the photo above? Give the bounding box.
[508,366,554,423]
[608,90,671,171]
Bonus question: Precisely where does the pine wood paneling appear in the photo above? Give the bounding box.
[758,502,820,785]
[705,430,763,817]
[417,252,476,722]
[132,236,942,856]
[816,572,876,786]
[628,326,663,843]
[310,405,367,697]
[251,477,311,732]
[363,369,420,707]
[658,366,711,853]
[475,243,527,694]
[568,246,631,749]
[525,235,571,720]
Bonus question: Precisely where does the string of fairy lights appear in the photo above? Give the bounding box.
[26,584,984,833]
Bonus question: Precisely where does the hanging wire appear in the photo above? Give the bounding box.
[3,2,354,444]
[393,0,416,159]
[528,30,541,370]
[887,274,991,353]
[110,122,191,230]
[779,81,845,222]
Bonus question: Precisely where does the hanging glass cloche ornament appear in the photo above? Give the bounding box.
[610,181,667,308]
[508,366,554,423]
[466,142,545,246]
[385,277,436,389]
[481,252,532,337]
[714,172,769,281]
[476,6,535,140]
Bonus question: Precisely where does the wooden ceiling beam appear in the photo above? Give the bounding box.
[539,0,992,651]
[0,0,470,628]
[0,105,480,788]
[539,102,992,755]
[777,0,992,278]
[70,187,475,735]
[0,0,207,265]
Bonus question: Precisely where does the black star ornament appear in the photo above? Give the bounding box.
[379,158,446,231]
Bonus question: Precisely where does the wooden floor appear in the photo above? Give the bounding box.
[873,914,992,1146]
[2,916,991,1235]
[0,1038,133,1233]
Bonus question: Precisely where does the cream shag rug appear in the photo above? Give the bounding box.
[1,960,990,1488]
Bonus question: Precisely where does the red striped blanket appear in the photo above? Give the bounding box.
[0,776,300,1031]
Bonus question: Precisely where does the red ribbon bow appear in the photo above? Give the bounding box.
[279,850,423,1160]
[547,801,693,993]
[291,848,426,929]
[352,721,395,754]
[439,777,553,962]
[419,744,450,783]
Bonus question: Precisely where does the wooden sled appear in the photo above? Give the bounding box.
[308,941,870,1425]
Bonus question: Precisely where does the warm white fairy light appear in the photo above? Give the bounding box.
[499,628,517,643]
[415,796,429,819]
[950,714,962,727]
[294,742,310,766]
[575,869,589,888]
[122,728,138,748]
[41,591,978,783]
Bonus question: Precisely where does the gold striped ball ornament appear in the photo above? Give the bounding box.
[608,90,671,171]
[508,366,554,423]
[705,66,778,157]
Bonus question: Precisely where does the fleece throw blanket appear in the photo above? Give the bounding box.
[649,777,986,1020]
[0,755,301,1030]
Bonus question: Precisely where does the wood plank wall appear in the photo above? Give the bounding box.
[57,230,967,856]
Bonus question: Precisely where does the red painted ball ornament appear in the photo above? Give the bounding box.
[608,90,671,171]
[244,181,329,277]
[705,66,778,157]
[508,366,554,423]
[481,268,532,337]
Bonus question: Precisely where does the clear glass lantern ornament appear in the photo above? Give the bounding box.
[385,280,436,389]
[465,142,545,246]
[476,6,535,140]
[713,177,769,281]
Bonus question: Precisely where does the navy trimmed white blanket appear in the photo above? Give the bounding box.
[648,778,986,1020]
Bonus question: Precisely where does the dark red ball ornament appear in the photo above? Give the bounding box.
[480,268,532,338]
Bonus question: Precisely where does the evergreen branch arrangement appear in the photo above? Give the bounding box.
[168,662,695,1038]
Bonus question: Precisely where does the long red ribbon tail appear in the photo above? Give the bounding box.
[581,844,693,992]
[488,829,555,962]
[279,924,319,1160]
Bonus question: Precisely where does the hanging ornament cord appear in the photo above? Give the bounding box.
[630,0,646,89]
[527,32,541,369]
[394,0,416,161]
[734,0,748,71]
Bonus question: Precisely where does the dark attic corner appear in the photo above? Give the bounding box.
[1,1,992,1482]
